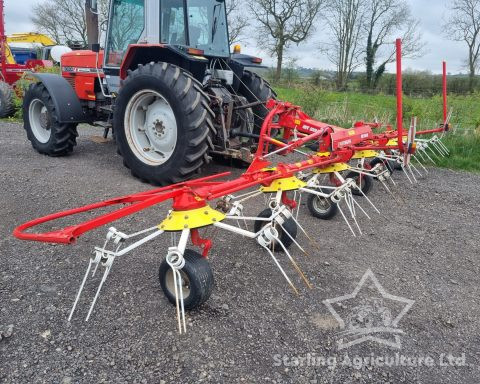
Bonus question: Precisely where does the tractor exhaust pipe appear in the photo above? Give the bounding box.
[85,0,99,49]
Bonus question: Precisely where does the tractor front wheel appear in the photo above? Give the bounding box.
[114,62,214,185]
[158,249,214,310]
[0,82,15,118]
[23,83,78,156]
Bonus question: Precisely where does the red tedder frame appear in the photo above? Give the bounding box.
[13,39,449,245]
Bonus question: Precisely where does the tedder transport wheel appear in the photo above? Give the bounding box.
[345,171,373,196]
[253,208,297,250]
[369,157,394,174]
[0,82,15,118]
[23,83,78,156]
[158,249,214,310]
[114,62,214,185]
[238,70,277,134]
[306,191,338,220]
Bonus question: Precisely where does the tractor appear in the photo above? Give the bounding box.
[23,0,275,185]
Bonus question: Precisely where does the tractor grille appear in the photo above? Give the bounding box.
[65,77,76,91]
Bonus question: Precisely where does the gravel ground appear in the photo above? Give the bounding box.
[1,121,479,384]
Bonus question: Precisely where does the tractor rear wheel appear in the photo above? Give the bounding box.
[0,82,15,118]
[23,83,78,156]
[114,62,214,185]
[158,249,214,310]
[238,70,276,134]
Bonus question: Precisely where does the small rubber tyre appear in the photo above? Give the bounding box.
[0,81,15,118]
[345,171,373,196]
[369,157,394,174]
[253,208,297,250]
[158,249,214,310]
[114,62,214,185]
[238,70,277,134]
[306,191,338,220]
[23,83,78,156]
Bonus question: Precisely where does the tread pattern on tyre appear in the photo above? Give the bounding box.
[115,62,214,185]
[0,81,15,118]
[159,249,214,310]
[238,70,277,133]
[23,83,78,156]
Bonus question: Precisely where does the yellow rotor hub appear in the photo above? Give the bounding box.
[313,163,350,174]
[352,150,378,159]
[261,176,306,192]
[159,205,225,231]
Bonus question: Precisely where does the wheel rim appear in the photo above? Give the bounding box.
[124,89,178,165]
[29,99,51,143]
[313,195,331,213]
[165,269,191,299]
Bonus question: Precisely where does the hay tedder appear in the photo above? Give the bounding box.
[14,37,452,333]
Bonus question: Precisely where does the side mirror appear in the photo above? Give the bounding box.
[92,43,101,53]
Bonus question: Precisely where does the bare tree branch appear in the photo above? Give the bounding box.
[444,0,480,91]
[323,0,365,90]
[31,0,109,47]
[364,0,425,89]
[249,0,324,80]
[226,0,250,44]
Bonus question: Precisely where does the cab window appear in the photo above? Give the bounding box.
[160,0,187,45]
[105,0,145,66]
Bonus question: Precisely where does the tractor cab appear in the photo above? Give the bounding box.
[104,0,230,69]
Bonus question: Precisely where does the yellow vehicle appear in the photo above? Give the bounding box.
[6,33,57,64]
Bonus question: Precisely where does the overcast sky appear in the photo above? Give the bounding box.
[5,0,467,74]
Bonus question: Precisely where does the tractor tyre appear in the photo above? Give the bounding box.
[158,249,214,310]
[238,70,277,134]
[0,82,15,118]
[114,62,214,185]
[369,157,394,174]
[345,171,373,196]
[306,192,338,220]
[253,208,297,250]
[23,83,78,156]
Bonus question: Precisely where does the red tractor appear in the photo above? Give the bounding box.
[23,0,274,185]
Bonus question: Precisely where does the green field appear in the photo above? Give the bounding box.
[6,84,479,172]
[275,86,480,172]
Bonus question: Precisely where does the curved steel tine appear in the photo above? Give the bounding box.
[260,242,298,295]
[274,235,312,289]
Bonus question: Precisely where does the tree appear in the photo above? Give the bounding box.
[323,0,365,90]
[226,0,249,45]
[364,0,424,89]
[249,0,323,81]
[31,0,109,46]
[444,0,480,92]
